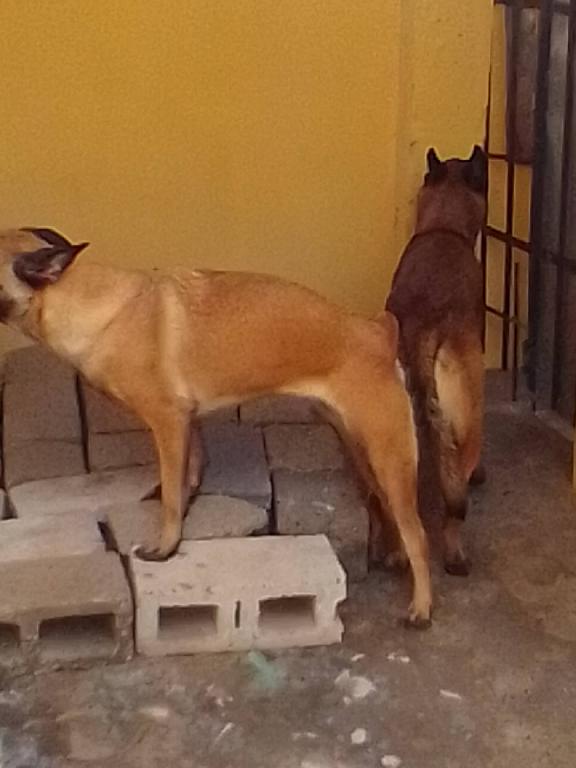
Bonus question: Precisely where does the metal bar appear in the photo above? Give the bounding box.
[512,260,520,400]
[551,0,576,408]
[502,2,521,370]
[485,225,531,252]
[486,304,526,327]
[527,0,553,394]
[481,66,492,349]
[488,222,576,272]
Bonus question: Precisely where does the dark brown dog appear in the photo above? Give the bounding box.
[385,146,487,575]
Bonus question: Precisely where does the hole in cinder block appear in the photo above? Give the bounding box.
[234,601,241,629]
[38,614,116,662]
[0,623,20,658]
[158,605,218,642]
[258,596,316,635]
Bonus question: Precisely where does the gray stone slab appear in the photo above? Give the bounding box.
[185,495,268,538]
[82,382,146,433]
[200,423,271,508]
[274,469,369,581]
[105,495,269,555]
[88,431,156,472]
[4,346,81,442]
[0,513,104,563]
[104,501,159,556]
[240,395,322,425]
[9,466,158,523]
[264,424,345,472]
[4,439,86,489]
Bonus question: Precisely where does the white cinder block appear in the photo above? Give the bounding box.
[130,535,346,656]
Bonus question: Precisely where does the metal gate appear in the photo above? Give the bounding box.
[488,0,576,426]
[529,0,576,424]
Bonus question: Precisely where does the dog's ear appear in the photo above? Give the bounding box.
[13,241,89,289]
[21,227,75,250]
[427,148,442,173]
[464,145,488,195]
[425,148,445,185]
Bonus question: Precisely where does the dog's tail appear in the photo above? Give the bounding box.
[401,330,440,430]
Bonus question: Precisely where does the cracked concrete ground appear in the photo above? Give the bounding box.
[2,395,576,768]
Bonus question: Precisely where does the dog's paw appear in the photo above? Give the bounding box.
[133,544,173,562]
[403,614,432,631]
[444,554,470,577]
[402,602,432,630]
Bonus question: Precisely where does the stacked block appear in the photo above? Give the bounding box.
[130,535,346,656]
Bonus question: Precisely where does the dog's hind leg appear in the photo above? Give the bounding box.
[320,406,407,570]
[434,422,470,576]
[327,364,431,627]
[433,343,483,576]
[136,406,193,560]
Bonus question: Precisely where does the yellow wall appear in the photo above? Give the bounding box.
[0,0,492,354]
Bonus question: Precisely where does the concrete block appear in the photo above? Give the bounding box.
[130,535,346,656]
[240,395,321,425]
[9,466,157,523]
[88,431,156,472]
[4,439,86,489]
[2,346,85,488]
[274,470,369,581]
[200,423,271,508]
[0,551,133,670]
[105,496,269,555]
[4,346,81,442]
[0,513,104,563]
[264,424,345,472]
[82,382,145,433]
[200,406,239,425]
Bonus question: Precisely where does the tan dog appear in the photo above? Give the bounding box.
[385,146,487,575]
[0,227,431,626]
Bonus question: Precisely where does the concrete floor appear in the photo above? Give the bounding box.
[2,394,576,768]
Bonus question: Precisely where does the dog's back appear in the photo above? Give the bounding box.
[385,146,487,575]
[387,229,483,376]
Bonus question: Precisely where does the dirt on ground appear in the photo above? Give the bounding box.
[2,405,576,768]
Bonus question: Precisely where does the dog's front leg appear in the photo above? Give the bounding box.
[136,408,192,561]
[142,421,203,503]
